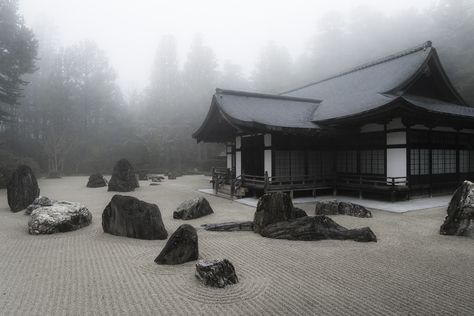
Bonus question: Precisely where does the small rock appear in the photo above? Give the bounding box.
[102,195,168,240]
[87,173,108,188]
[150,183,160,186]
[195,259,238,288]
[440,180,474,237]
[155,224,198,265]
[173,197,214,220]
[293,207,308,218]
[201,221,254,231]
[25,196,55,215]
[28,201,92,235]
[7,165,40,212]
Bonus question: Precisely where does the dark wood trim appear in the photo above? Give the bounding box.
[407,126,411,191]
[386,144,407,149]
[386,128,407,133]
[384,124,388,177]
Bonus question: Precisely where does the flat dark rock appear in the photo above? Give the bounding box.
[155,224,198,265]
[201,221,254,231]
[260,216,377,242]
[195,259,238,288]
[173,197,214,220]
[87,173,108,188]
[7,165,40,212]
[108,159,139,192]
[315,200,372,218]
[440,180,474,237]
[102,195,168,240]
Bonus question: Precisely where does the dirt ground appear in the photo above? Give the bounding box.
[0,175,472,315]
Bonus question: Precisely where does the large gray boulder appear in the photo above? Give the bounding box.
[108,159,139,192]
[102,195,168,240]
[260,216,377,242]
[87,173,107,188]
[440,181,474,237]
[7,165,40,212]
[253,192,298,233]
[155,224,198,265]
[173,197,214,220]
[195,259,238,288]
[28,201,92,235]
[315,200,372,218]
[25,196,55,215]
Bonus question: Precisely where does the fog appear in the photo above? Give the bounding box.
[1,0,473,180]
[20,0,436,95]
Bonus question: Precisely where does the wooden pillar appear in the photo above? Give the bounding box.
[264,134,272,178]
[235,136,242,177]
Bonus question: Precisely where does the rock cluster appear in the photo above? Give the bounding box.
[253,192,377,242]
[173,197,214,220]
[28,201,92,235]
[102,195,168,240]
[108,159,139,192]
[155,224,199,265]
[315,200,372,218]
[7,165,40,212]
[87,173,107,188]
[195,259,238,288]
[440,181,474,237]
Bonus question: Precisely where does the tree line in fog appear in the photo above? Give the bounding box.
[1,0,473,184]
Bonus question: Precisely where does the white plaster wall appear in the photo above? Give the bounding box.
[227,154,232,169]
[461,129,474,134]
[264,133,272,147]
[235,151,241,177]
[387,131,407,145]
[264,150,272,178]
[386,117,404,130]
[387,148,407,179]
[235,136,241,149]
[361,123,384,133]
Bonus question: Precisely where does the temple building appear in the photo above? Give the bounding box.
[193,41,474,200]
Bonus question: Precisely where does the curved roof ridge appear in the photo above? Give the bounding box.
[216,88,321,103]
[281,41,433,95]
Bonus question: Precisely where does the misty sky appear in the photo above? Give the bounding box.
[19,0,437,95]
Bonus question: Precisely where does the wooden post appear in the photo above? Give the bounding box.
[264,171,269,193]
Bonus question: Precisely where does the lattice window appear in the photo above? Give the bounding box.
[432,149,457,174]
[410,149,429,175]
[274,151,290,177]
[360,150,385,175]
[336,151,357,173]
[291,151,306,176]
[308,151,322,176]
[460,150,474,173]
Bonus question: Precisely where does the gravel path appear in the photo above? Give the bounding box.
[0,175,473,315]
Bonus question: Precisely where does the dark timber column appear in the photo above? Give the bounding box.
[235,136,241,177]
[264,134,272,178]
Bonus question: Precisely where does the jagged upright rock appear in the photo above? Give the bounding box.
[102,195,168,240]
[195,259,238,288]
[315,200,372,218]
[155,224,199,265]
[253,192,295,233]
[87,173,108,188]
[260,216,377,242]
[440,181,474,237]
[108,159,139,192]
[173,197,214,220]
[7,165,40,212]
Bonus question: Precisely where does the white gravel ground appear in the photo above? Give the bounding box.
[0,175,473,315]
